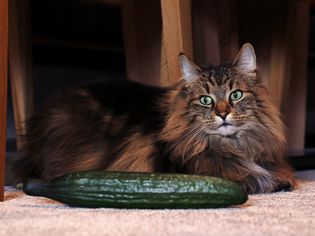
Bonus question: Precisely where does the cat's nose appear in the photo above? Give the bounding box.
[215,102,230,120]
[215,111,230,120]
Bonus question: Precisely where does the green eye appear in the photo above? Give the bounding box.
[199,96,213,106]
[230,90,243,101]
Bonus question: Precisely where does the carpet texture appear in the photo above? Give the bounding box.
[1,170,314,236]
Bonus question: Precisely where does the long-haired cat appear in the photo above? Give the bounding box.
[13,43,295,193]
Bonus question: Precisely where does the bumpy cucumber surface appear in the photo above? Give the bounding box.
[23,171,248,209]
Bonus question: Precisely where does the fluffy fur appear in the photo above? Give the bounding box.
[13,43,295,193]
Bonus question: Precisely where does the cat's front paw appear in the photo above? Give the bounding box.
[272,168,296,192]
[274,182,294,192]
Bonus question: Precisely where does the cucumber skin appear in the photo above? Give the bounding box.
[23,171,248,209]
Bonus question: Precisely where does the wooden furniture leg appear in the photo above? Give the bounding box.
[160,0,193,85]
[122,0,193,87]
[192,0,239,65]
[9,0,33,149]
[122,0,163,86]
[282,1,310,156]
[0,0,8,202]
[238,0,309,156]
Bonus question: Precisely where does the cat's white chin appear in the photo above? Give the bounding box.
[216,125,238,136]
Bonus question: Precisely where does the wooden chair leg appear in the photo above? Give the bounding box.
[122,0,193,86]
[238,0,309,156]
[282,1,309,156]
[192,0,239,66]
[9,0,33,149]
[122,0,163,86]
[160,0,193,85]
[0,0,8,202]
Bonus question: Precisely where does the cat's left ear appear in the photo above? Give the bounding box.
[232,43,256,75]
[178,53,201,82]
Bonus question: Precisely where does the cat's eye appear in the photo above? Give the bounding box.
[199,96,213,106]
[230,90,243,101]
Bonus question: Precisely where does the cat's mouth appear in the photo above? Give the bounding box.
[218,121,233,128]
[216,122,238,136]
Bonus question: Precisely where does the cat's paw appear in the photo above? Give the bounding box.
[274,182,294,192]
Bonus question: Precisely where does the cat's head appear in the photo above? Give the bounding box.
[162,43,285,157]
[174,43,264,137]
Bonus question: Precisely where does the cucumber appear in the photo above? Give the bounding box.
[23,171,248,209]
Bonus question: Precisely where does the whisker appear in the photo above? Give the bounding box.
[167,126,200,152]
[182,127,207,162]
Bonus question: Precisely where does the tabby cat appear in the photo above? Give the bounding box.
[13,43,295,194]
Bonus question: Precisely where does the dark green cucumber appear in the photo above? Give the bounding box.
[23,171,248,209]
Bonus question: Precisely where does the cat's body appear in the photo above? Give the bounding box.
[13,44,295,193]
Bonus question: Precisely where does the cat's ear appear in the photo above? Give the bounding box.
[178,53,201,82]
[232,43,256,75]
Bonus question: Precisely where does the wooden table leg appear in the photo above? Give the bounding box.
[0,0,8,202]
[9,0,33,149]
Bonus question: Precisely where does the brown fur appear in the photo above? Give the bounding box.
[12,44,296,194]
[107,132,156,172]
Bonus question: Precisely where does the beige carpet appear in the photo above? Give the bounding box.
[1,170,315,236]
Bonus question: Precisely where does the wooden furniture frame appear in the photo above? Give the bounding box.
[0,0,8,201]
[0,0,310,201]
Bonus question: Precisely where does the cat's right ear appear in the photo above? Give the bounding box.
[232,43,256,75]
[178,53,201,82]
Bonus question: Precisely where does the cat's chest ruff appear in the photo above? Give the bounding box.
[208,134,245,155]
